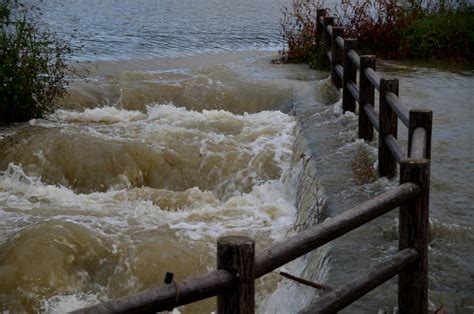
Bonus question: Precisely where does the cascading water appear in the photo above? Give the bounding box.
[0,54,329,312]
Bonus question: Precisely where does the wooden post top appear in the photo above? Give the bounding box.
[399,158,430,165]
[218,236,255,246]
[410,109,432,114]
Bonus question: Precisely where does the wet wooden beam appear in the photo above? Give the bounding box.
[72,270,234,313]
[410,127,427,159]
[363,103,379,131]
[76,183,420,313]
[217,236,255,314]
[254,183,420,278]
[385,134,404,162]
[347,81,359,103]
[385,92,409,127]
[336,36,344,50]
[300,248,419,314]
[379,78,399,178]
[279,271,332,291]
[364,67,380,91]
[399,159,430,314]
[348,49,360,68]
[335,64,344,79]
[408,110,432,160]
[359,55,376,140]
[327,51,332,63]
[323,17,334,46]
[331,27,344,89]
[316,9,327,38]
[343,39,358,112]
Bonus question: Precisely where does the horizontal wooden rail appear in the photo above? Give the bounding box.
[385,134,404,162]
[348,49,360,67]
[363,103,380,131]
[300,248,420,314]
[335,64,344,79]
[408,110,432,160]
[74,270,234,313]
[76,183,420,313]
[386,92,409,126]
[365,67,380,91]
[327,24,333,37]
[410,127,427,159]
[336,36,344,49]
[327,51,332,63]
[254,182,420,277]
[347,81,359,102]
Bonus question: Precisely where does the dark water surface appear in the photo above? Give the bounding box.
[0,0,473,312]
[39,0,287,60]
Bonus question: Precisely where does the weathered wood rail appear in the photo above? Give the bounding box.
[74,8,433,314]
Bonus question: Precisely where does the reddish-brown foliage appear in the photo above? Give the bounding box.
[278,0,473,64]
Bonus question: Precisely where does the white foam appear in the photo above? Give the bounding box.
[40,293,101,313]
[0,103,299,311]
[48,107,147,124]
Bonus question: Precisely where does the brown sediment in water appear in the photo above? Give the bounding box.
[0,53,308,312]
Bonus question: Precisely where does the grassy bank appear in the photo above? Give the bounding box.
[277,0,474,68]
[400,10,474,59]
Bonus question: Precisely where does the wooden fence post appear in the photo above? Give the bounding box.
[322,17,334,47]
[331,27,344,89]
[342,38,357,112]
[379,78,399,178]
[316,9,327,40]
[408,110,433,160]
[358,55,376,141]
[399,159,430,314]
[217,236,255,314]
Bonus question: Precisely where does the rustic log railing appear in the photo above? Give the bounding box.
[74,8,432,314]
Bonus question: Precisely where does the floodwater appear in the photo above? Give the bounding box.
[0,0,473,313]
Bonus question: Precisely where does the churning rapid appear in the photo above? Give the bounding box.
[0,54,307,311]
[1,0,473,313]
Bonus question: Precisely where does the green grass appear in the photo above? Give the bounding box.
[400,11,474,59]
[307,45,330,70]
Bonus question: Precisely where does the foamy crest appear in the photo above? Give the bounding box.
[2,103,296,198]
[0,100,300,312]
[49,107,147,124]
[40,293,101,313]
[0,158,297,311]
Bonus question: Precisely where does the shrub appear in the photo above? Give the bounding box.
[275,0,330,69]
[351,145,376,185]
[336,0,410,58]
[399,10,474,59]
[0,0,73,125]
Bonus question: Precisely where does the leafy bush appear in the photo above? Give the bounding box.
[0,0,73,125]
[399,11,474,59]
[275,0,329,69]
[336,0,411,58]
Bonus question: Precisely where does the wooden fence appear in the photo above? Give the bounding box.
[74,8,432,314]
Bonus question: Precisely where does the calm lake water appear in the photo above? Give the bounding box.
[0,0,473,312]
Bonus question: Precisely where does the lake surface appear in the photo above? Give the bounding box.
[0,0,473,312]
